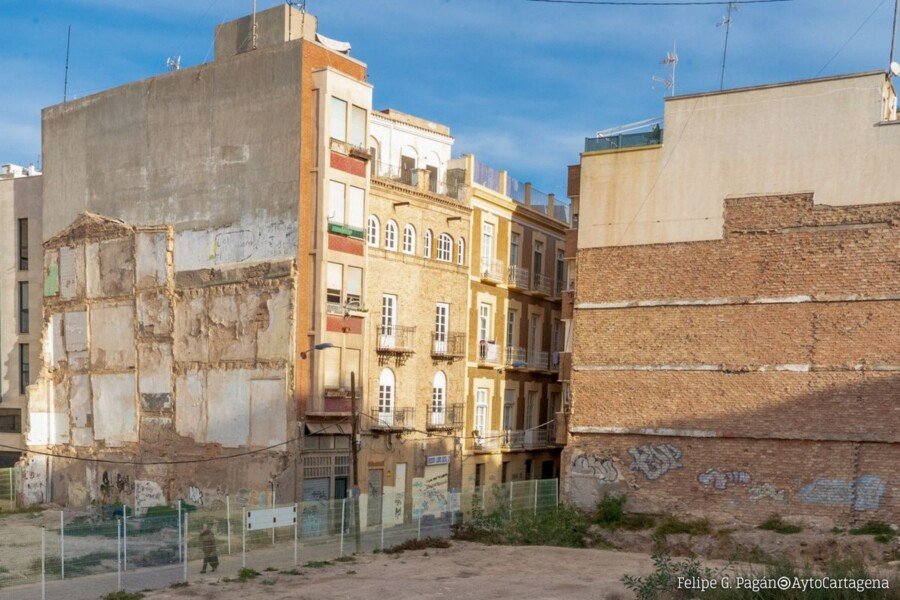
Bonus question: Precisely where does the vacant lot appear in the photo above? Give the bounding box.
[144,541,654,600]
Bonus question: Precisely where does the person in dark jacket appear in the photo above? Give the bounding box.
[199,524,219,573]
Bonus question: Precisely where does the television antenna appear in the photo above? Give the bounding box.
[652,41,679,96]
[717,1,738,90]
[166,56,181,71]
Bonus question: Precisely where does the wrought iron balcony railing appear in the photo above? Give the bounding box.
[431,331,466,359]
[375,325,416,354]
[427,402,464,430]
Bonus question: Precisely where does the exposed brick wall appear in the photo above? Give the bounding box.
[566,195,900,524]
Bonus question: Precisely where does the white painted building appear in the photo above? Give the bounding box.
[369,109,454,193]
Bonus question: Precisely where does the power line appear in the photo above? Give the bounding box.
[816,0,888,76]
[525,0,794,6]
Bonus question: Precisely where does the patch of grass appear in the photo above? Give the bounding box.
[831,527,845,534]
[594,495,655,531]
[0,506,44,516]
[0,566,8,575]
[654,517,711,537]
[334,555,356,562]
[850,522,895,537]
[102,592,144,600]
[874,534,893,544]
[454,504,594,548]
[279,569,304,576]
[169,582,189,588]
[383,537,452,554]
[758,515,802,535]
[263,567,278,572]
[237,568,260,581]
[304,560,332,568]
[32,551,118,577]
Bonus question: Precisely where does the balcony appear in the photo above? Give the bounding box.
[431,331,466,360]
[528,350,549,371]
[477,341,501,365]
[479,258,505,284]
[531,273,552,297]
[375,325,416,355]
[326,299,367,317]
[524,426,549,449]
[505,346,527,369]
[502,429,525,449]
[507,265,530,289]
[584,127,663,152]
[427,403,464,430]
[473,430,501,451]
[370,407,415,431]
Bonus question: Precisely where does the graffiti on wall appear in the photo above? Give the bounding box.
[697,469,751,490]
[628,444,683,480]
[134,480,166,511]
[188,485,204,506]
[749,484,788,504]
[799,475,885,511]
[570,453,618,483]
[100,471,133,498]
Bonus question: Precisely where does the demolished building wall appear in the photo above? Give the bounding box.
[23,213,297,510]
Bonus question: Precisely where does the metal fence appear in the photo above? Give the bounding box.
[0,479,559,600]
[0,468,15,511]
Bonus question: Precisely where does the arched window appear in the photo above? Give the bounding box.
[424,229,433,258]
[367,215,380,247]
[402,224,416,254]
[437,233,453,262]
[457,237,465,266]
[385,220,398,251]
[431,371,447,426]
[378,368,395,426]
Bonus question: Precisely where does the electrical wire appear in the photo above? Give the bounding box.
[525,0,793,5]
[815,0,889,76]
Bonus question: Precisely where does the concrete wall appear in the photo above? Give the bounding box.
[0,175,42,465]
[579,72,900,247]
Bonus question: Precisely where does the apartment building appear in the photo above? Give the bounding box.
[566,71,899,525]
[0,164,42,468]
[22,4,375,507]
[455,154,571,489]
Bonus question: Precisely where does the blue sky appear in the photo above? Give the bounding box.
[1,0,897,194]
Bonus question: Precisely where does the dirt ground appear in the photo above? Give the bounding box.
[144,541,655,600]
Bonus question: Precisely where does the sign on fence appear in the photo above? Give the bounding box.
[245,506,297,531]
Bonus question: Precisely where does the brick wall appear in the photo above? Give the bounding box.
[566,195,899,525]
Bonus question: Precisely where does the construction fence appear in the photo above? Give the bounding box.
[0,468,15,511]
[0,478,559,600]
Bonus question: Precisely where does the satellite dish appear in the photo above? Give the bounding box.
[891,62,900,77]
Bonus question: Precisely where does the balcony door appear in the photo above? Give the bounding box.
[502,388,516,431]
[434,303,449,353]
[378,368,395,426]
[474,388,488,440]
[432,371,447,426]
[480,222,495,273]
[380,294,397,348]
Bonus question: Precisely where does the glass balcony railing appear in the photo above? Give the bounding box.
[584,128,663,152]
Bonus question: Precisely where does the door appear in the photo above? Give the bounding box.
[434,303,448,353]
[368,469,383,526]
[502,388,516,431]
[380,294,397,347]
[541,460,554,480]
[480,222,495,273]
[474,388,488,440]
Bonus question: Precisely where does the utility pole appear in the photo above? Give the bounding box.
[63,26,71,101]
[890,0,900,68]
[350,371,361,554]
[251,0,259,50]
[718,2,738,91]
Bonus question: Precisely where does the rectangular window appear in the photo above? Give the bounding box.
[533,241,544,277]
[478,303,490,342]
[347,186,364,230]
[474,388,488,435]
[18,282,29,334]
[18,218,28,270]
[529,314,540,357]
[503,388,516,431]
[323,347,341,389]
[506,309,516,347]
[328,180,346,224]
[19,344,29,394]
[0,409,22,434]
[555,249,565,293]
[525,390,537,428]
[381,294,397,335]
[326,262,343,305]
[510,232,520,267]
[330,96,348,142]
[350,105,366,147]
[342,348,360,390]
[481,222,495,266]
[435,303,449,341]
[345,267,362,307]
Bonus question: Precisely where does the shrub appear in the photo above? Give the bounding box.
[383,537,451,554]
[850,522,894,537]
[102,593,144,600]
[654,517,711,537]
[596,494,626,526]
[758,515,802,535]
[237,568,260,581]
[622,553,718,600]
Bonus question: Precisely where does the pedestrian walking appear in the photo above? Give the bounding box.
[199,523,219,573]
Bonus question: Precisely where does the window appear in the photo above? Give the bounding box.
[347,186,364,230]
[345,267,362,308]
[402,224,416,254]
[330,96,348,142]
[378,368,395,424]
[328,180,346,224]
[529,314,541,357]
[481,222,495,269]
[556,249,565,294]
[510,232,520,267]
[18,282,29,334]
[367,215,380,246]
[424,230,433,258]
[434,303,449,351]
[323,347,341,389]
[432,371,447,425]
[381,294,397,338]
[326,263,343,306]
[426,164,439,193]
[478,303,491,343]
[474,388,488,437]
[349,105,366,147]
[19,344,29,394]
[506,309,516,348]
[457,237,465,265]
[0,409,22,434]
[400,155,416,184]
[18,218,28,271]
[525,391,538,428]
[503,388,516,431]
[384,221,398,251]
[437,233,453,262]
[533,241,544,278]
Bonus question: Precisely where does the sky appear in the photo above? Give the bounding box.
[1,0,898,194]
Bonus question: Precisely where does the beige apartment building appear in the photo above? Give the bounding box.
[0,164,42,468]
[565,71,899,525]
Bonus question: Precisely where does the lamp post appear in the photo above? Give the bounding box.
[295,342,335,502]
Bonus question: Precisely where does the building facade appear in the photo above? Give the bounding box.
[565,72,900,525]
[0,165,42,468]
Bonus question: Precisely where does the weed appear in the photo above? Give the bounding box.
[758,515,802,535]
[334,555,356,562]
[831,527,845,534]
[279,569,304,576]
[654,517,711,537]
[850,522,895,537]
[346,570,357,575]
[875,534,893,544]
[237,568,260,581]
[304,560,332,568]
[383,537,451,554]
[264,567,278,572]
[169,582,189,588]
[454,504,592,548]
[101,592,144,600]
[260,579,276,586]
[622,553,718,600]
[594,495,655,531]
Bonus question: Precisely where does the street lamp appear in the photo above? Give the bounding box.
[300,342,334,359]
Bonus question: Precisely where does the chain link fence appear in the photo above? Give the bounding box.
[0,479,558,600]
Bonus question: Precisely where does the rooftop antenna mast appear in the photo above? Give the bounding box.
[251,0,259,50]
[890,0,900,71]
[717,2,738,90]
[63,25,71,101]
[652,41,679,97]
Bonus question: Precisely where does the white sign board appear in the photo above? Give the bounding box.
[246,505,297,531]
